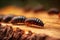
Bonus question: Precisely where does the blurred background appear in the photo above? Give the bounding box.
[0,0,60,16]
[0,0,60,9]
[0,0,60,31]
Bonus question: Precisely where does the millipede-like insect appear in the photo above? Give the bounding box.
[2,15,14,23]
[10,16,26,25]
[25,18,44,28]
[48,8,60,14]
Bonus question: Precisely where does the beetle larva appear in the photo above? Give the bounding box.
[25,18,44,28]
[11,16,26,25]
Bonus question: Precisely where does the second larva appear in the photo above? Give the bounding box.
[10,16,26,25]
[25,18,44,28]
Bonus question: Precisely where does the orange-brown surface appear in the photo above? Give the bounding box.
[0,6,60,39]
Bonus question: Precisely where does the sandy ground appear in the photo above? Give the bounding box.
[0,6,60,39]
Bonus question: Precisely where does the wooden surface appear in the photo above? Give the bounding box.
[1,6,60,39]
